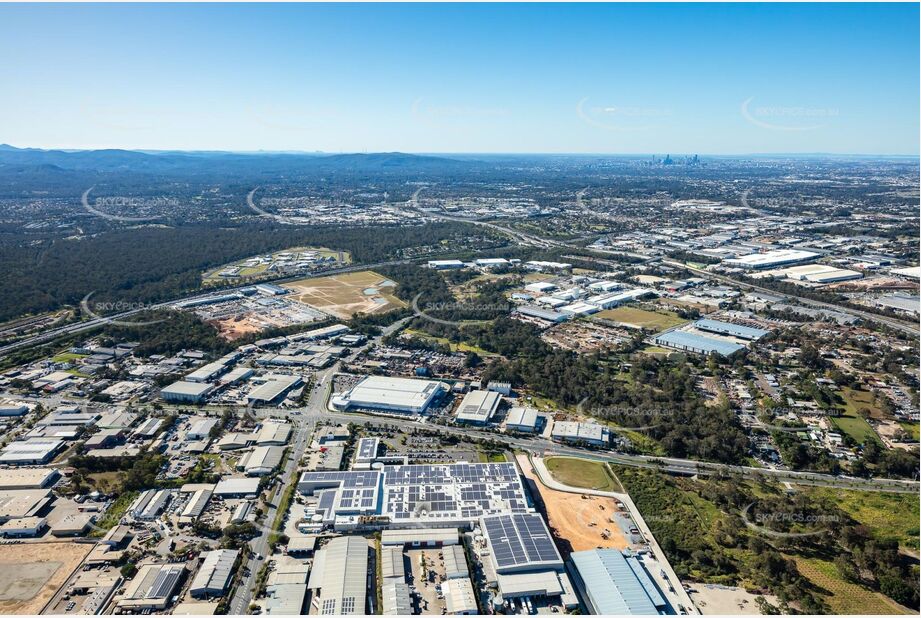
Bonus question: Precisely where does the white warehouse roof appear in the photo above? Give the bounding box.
[455,390,501,424]
[724,249,819,269]
[331,375,449,414]
[506,407,539,430]
[257,421,292,445]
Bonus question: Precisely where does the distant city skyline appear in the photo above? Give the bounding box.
[1,3,918,155]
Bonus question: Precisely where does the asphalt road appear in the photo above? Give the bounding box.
[227,319,408,613]
[245,392,919,494]
[411,191,919,338]
[0,259,409,358]
[227,382,322,615]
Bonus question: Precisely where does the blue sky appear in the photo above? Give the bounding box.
[1,3,918,154]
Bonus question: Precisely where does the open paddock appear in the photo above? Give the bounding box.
[0,541,91,614]
[283,270,405,319]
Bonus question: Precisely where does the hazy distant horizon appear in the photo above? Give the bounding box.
[2,143,919,159]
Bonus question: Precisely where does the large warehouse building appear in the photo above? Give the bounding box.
[331,375,450,414]
[0,468,60,490]
[246,374,302,404]
[723,249,819,270]
[479,513,579,607]
[0,438,65,465]
[190,549,239,598]
[308,536,369,615]
[116,563,186,612]
[693,318,769,341]
[455,390,502,425]
[653,330,745,356]
[569,549,671,615]
[160,381,214,403]
[298,462,531,529]
[550,421,610,447]
[0,488,53,523]
[237,445,285,476]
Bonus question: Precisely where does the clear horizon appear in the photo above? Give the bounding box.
[1,3,918,155]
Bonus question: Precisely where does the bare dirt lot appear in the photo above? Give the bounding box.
[689,584,780,615]
[0,542,91,614]
[516,455,628,555]
[211,315,265,340]
[283,270,405,319]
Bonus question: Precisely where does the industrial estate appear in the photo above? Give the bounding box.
[0,179,917,615]
[0,4,917,615]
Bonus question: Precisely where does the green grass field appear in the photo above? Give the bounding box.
[402,328,498,356]
[806,487,920,552]
[545,457,620,492]
[594,306,686,332]
[52,352,87,363]
[840,387,884,419]
[605,425,665,456]
[87,471,124,493]
[828,387,883,445]
[793,555,913,615]
[829,415,880,445]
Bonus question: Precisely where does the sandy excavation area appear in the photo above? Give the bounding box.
[516,455,629,555]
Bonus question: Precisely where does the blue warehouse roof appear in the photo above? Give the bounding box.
[693,318,769,341]
[654,330,745,356]
[570,549,662,615]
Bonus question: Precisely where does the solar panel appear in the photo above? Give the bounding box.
[482,513,562,571]
[148,566,183,599]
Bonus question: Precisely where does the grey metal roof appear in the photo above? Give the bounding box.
[190,549,239,596]
[694,318,769,340]
[654,330,745,356]
[570,549,660,615]
[381,580,413,615]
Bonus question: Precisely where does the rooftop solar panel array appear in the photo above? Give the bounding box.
[356,437,379,462]
[301,463,529,525]
[147,565,184,599]
[481,513,562,572]
[298,470,382,516]
[383,463,529,523]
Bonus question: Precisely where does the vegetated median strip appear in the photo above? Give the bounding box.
[268,482,296,548]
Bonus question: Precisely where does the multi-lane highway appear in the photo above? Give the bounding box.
[9,188,911,363]
[0,259,410,358]
[663,260,920,338]
[243,385,919,495]
[413,187,919,338]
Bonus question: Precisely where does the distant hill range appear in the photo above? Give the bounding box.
[0,144,482,177]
